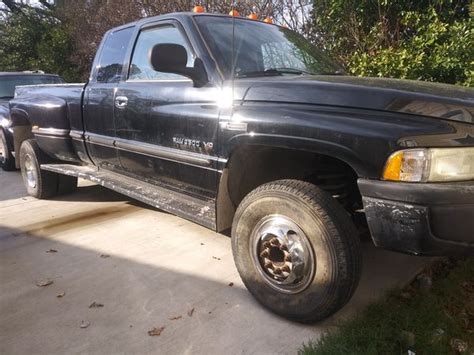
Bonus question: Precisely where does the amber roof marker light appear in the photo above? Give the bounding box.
[263,17,273,24]
[229,9,240,17]
[193,5,205,13]
[248,13,258,20]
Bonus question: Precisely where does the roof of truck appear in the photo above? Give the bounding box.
[110,12,277,32]
[0,72,61,77]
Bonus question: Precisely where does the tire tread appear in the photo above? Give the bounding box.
[233,179,362,322]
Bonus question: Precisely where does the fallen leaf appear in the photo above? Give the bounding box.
[187,308,195,317]
[212,256,221,261]
[89,302,104,308]
[36,279,53,287]
[228,282,234,287]
[450,338,468,353]
[80,321,90,329]
[169,315,182,321]
[57,292,66,298]
[100,254,110,258]
[148,326,165,336]
[46,249,58,253]
[200,243,204,246]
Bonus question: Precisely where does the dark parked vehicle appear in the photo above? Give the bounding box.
[9,13,474,322]
[0,72,64,170]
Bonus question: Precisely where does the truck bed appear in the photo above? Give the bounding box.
[10,83,85,163]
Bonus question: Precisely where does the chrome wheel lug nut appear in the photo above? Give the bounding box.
[260,250,269,258]
[282,265,290,273]
[284,254,292,262]
[264,260,273,269]
[270,238,280,246]
[273,267,282,275]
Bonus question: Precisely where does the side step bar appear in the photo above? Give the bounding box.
[41,164,216,230]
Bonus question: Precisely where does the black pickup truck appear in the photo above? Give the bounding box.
[9,13,474,322]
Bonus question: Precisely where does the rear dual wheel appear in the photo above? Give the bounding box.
[232,179,362,323]
[0,129,15,171]
[19,139,77,199]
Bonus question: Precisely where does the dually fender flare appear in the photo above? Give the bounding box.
[9,107,30,127]
[9,95,70,130]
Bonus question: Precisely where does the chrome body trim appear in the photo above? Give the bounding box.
[69,130,83,139]
[32,127,70,137]
[115,137,212,167]
[83,132,228,168]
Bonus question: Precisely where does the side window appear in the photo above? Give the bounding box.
[128,25,194,81]
[96,27,134,83]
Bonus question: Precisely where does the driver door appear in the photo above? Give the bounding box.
[114,21,221,200]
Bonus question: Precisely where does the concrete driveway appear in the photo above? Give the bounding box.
[0,169,432,355]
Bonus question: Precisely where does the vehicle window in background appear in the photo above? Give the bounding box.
[194,16,344,78]
[96,27,134,83]
[128,25,194,81]
[0,75,64,98]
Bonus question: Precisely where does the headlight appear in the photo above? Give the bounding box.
[383,147,474,182]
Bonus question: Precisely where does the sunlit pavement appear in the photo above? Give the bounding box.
[0,169,433,354]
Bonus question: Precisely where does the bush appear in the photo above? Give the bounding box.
[311,0,473,86]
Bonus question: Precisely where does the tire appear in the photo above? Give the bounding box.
[58,174,78,195]
[231,179,362,323]
[19,139,59,199]
[0,129,16,171]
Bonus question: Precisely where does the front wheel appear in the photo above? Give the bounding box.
[232,179,362,323]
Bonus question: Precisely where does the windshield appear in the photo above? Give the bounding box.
[194,16,344,79]
[0,75,64,98]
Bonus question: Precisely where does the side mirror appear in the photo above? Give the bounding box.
[149,43,208,87]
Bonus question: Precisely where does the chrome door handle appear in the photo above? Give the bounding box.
[115,96,128,109]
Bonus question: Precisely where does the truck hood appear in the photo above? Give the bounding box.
[237,76,474,124]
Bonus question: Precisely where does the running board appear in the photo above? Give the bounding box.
[41,164,216,230]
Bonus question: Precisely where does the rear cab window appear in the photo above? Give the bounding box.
[95,27,134,83]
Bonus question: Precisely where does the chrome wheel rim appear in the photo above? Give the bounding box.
[24,154,37,188]
[250,215,315,294]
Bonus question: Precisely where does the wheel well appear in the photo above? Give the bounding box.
[216,145,362,232]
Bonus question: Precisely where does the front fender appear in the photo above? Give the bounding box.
[220,102,459,179]
[227,133,370,177]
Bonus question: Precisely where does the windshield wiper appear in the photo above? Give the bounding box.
[0,96,13,99]
[235,67,311,78]
[319,70,345,76]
